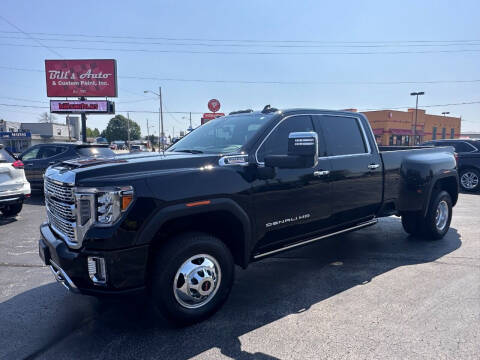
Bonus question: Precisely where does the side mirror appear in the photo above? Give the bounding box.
[264,131,318,169]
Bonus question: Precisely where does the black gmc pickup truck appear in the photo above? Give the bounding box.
[39,107,459,324]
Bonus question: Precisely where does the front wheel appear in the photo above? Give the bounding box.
[1,202,23,217]
[149,232,234,325]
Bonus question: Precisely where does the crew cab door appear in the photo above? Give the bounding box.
[252,115,332,252]
[312,114,383,225]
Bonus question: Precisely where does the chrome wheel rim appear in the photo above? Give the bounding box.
[435,200,449,231]
[460,172,479,190]
[173,254,221,309]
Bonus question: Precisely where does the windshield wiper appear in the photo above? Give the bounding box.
[174,149,204,154]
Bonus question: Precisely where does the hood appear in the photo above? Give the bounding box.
[53,151,221,186]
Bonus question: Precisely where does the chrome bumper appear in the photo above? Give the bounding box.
[49,260,79,293]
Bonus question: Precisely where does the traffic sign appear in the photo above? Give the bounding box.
[208,99,221,113]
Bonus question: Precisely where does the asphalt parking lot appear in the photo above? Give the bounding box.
[0,193,479,360]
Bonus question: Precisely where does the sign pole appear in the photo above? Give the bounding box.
[80,97,87,143]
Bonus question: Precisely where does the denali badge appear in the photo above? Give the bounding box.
[266,214,311,228]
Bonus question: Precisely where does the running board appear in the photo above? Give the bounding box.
[253,218,378,259]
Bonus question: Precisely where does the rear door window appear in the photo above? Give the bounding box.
[38,146,67,159]
[314,116,367,156]
[452,142,476,153]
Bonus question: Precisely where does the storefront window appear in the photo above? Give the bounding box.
[442,128,446,139]
[432,127,437,140]
[450,128,454,139]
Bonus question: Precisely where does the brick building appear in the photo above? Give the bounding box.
[358,109,461,146]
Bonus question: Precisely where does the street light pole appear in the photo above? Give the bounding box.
[410,91,425,145]
[144,87,164,151]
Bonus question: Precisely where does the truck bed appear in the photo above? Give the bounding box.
[378,145,456,215]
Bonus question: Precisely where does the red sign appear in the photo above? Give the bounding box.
[45,59,117,97]
[208,99,221,113]
[50,100,114,114]
[201,113,225,125]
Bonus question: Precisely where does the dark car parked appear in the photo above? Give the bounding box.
[19,143,115,191]
[422,139,480,192]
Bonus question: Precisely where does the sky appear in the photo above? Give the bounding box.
[0,0,479,137]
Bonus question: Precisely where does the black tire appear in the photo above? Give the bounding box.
[401,212,424,235]
[1,202,23,217]
[459,168,480,192]
[149,232,234,325]
[422,190,452,240]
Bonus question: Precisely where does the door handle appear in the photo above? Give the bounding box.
[368,164,380,170]
[313,170,330,177]
[26,163,34,167]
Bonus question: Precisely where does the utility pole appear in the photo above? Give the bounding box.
[410,91,425,145]
[127,112,131,150]
[172,126,175,138]
[189,112,192,131]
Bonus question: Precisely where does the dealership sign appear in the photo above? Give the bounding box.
[45,59,117,97]
[50,100,115,114]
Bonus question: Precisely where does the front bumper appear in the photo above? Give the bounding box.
[39,222,149,296]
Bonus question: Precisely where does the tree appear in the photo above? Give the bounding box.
[102,115,141,142]
[86,127,100,138]
[38,112,57,123]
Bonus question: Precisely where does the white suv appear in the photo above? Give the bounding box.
[0,145,30,216]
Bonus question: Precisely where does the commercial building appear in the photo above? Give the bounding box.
[359,109,461,146]
[0,117,81,153]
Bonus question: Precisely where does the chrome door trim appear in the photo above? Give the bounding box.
[255,113,373,165]
[253,218,378,259]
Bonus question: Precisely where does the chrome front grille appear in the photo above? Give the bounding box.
[47,211,76,243]
[44,178,74,203]
[45,196,75,221]
[44,177,78,246]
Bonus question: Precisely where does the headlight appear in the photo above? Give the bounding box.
[96,186,134,225]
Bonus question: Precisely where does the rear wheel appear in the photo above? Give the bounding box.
[1,202,23,217]
[149,232,234,325]
[423,190,452,240]
[459,168,479,192]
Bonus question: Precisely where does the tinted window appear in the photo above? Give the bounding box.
[0,148,15,163]
[257,115,314,161]
[452,142,475,153]
[21,147,40,160]
[77,147,115,157]
[317,116,367,156]
[38,146,66,159]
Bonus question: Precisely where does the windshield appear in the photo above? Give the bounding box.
[77,147,115,157]
[168,113,273,154]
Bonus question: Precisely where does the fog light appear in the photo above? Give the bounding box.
[87,257,107,285]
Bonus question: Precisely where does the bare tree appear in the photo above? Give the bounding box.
[38,112,57,123]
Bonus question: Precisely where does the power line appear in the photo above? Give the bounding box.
[0,30,478,44]
[0,16,63,57]
[1,42,480,55]
[1,65,479,86]
[1,34,480,49]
